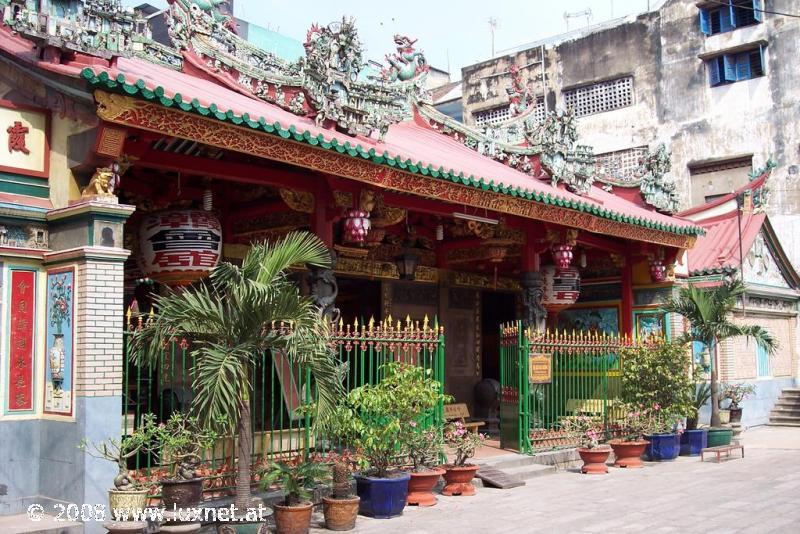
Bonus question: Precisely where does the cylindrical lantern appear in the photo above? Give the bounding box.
[650,260,667,283]
[542,264,580,312]
[342,209,371,244]
[138,209,222,286]
[552,244,574,270]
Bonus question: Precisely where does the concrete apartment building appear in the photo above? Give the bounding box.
[459,0,800,261]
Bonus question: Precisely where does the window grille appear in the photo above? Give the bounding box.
[563,77,634,118]
[595,146,648,183]
[474,105,511,127]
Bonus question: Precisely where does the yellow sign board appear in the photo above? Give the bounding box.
[0,100,49,178]
[529,352,552,384]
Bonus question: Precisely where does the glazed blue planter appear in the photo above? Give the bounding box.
[679,429,708,456]
[355,472,410,518]
[644,433,680,461]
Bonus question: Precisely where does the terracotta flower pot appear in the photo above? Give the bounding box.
[322,495,360,531]
[729,407,743,423]
[273,501,313,534]
[609,440,649,468]
[577,447,611,474]
[406,468,444,506]
[160,478,204,508]
[442,464,479,496]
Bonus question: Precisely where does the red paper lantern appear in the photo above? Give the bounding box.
[552,244,574,270]
[650,260,667,283]
[138,210,222,286]
[343,209,371,243]
[542,265,580,312]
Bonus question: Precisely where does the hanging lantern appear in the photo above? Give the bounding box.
[542,264,580,312]
[552,244,574,270]
[650,259,667,283]
[395,248,420,280]
[342,209,371,244]
[138,209,222,286]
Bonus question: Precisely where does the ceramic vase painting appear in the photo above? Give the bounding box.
[45,269,74,415]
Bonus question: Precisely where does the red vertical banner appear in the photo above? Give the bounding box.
[8,270,36,413]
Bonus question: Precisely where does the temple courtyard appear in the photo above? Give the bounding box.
[348,426,800,533]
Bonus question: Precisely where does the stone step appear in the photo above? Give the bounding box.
[768,421,800,427]
[498,463,558,481]
[476,453,545,470]
[770,408,800,416]
[768,415,800,424]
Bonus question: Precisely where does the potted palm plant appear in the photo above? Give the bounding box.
[327,362,444,518]
[442,421,486,491]
[131,233,342,531]
[681,382,711,456]
[561,415,610,474]
[608,404,650,468]
[403,425,445,506]
[662,280,775,429]
[261,459,329,534]
[148,411,218,508]
[321,452,360,531]
[79,417,156,520]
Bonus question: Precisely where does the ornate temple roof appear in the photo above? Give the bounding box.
[0,0,703,240]
[680,166,799,287]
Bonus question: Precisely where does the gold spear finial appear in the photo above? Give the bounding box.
[369,316,375,331]
[423,315,429,331]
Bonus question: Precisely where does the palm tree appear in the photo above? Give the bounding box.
[663,279,775,427]
[131,232,342,512]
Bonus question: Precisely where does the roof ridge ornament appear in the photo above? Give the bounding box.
[634,143,680,214]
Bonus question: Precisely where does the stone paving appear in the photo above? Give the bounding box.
[339,426,800,534]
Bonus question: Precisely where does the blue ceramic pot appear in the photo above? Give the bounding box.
[679,429,708,456]
[644,433,680,461]
[355,472,410,518]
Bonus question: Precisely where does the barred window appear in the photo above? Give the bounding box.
[473,105,511,127]
[563,77,634,117]
[595,146,648,184]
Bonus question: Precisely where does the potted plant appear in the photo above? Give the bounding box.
[403,425,446,506]
[327,362,444,518]
[321,452,360,531]
[261,458,329,534]
[561,415,610,474]
[722,382,756,423]
[663,280,775,428]
[79,417,156,520]
[681,382,710,456]
[643,404,683,461]
[608,404,650,468]
[147,411,218,508]
[442,421,485,492]
[132,233,342,531]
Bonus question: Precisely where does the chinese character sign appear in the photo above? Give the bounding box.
[44,268,75,416]
[0,102,49,178]
[138,210,222,286]
[7,270,36,413]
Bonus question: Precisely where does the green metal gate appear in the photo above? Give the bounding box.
[500,321,631,454]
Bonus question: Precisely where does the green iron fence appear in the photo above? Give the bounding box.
[500,321,634,454]
[122,313,445,498]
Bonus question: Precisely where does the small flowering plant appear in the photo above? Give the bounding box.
[560,414,606,449]
[402,422,445,472]
[615,403,651,442]
[443,421,485,466]
[642,403,684,436]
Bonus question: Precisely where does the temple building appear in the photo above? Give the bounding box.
[0,0,793,526]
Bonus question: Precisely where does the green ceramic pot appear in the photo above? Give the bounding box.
[706,427,733,447]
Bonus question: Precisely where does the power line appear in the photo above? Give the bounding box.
[705,0,800,19]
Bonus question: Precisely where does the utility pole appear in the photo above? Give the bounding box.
[488,17,498,56]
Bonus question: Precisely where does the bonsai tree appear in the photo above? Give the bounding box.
[403,425,445,472]
[260,459,330,507]
[132,232,342,511]
[327,362,444,478]
[721,382,756,409]
[663,279,776,427]
[558,415,604,450]
[79,414,157,491]
[147,411,218,481]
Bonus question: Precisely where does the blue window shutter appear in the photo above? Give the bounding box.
[760,44,766,74]
[736,52,751,80]
[723,54,737,82]
[700,9,711,35]
[729,0,737,28]
[708,58,721,86]
[720,4,733,32]
[753,0,763,22]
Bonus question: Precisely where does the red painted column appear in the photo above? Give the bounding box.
[312,185,334,248]
[621,257,634,337]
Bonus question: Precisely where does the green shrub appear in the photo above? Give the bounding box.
[621,342,695,418]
